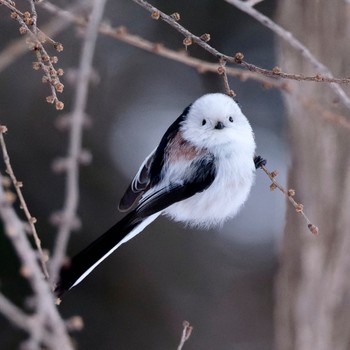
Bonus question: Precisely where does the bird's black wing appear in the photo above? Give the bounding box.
[137,154,216,217]
[118,105,191,211]
[118,150,156,212]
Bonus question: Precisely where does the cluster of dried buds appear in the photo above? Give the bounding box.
[9,3,65,110]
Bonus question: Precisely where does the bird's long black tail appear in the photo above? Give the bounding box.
[55,210,160,298]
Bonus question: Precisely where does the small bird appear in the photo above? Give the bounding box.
[55,93,266,297]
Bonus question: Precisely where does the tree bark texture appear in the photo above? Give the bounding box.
[275,1,350,350]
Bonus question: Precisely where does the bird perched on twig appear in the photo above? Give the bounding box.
[55,93,266,298]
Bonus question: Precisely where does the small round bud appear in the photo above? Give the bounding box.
[315,74,323,82]
[272,66,282,75]
[41,54,50,62]
[288,189,296,197]
[234,52,244,63]
[170,12,180,21]
[0,125,8,133]
[228,90,236,97]
[269,183,277,191]
[49,68,57,76]
[32,61,40,70]
[308,224,319,235]
[29,217,37,224]
[50,56,58,64]
[55,100,64,110]
[200,33,211,42]
[217,66,225,75]
[183,37,192,47]
[46,95,55,104]
[24,17,33,25]
[270,170,279,178]
[57,68,64,76]
[10,12,18,19]
[54,42,64,52]
[55,83,64,93]
[151,11,160,20]
[295,203,304,213]
[19,26,27,35]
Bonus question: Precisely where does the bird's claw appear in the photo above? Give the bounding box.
[254,155,267,169]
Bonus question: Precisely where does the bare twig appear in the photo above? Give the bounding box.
[0,126,49,280]
[260,165,319,235]
[177,321,193,350]
[29,0,39,34]
[50,0,107,284]
[218,59,236,96]
[225,0,350,110]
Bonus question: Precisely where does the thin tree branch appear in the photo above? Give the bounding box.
[218,59,236,96]
[0,126,49,280]
[225,0,350,110]
[260,165,319,235]
[50,0,107,284]
[177,321,193,350]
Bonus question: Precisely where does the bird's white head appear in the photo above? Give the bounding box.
[181,93,255,154]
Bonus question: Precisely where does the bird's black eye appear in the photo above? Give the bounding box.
[202,119,207,126]
[229,116,234,123]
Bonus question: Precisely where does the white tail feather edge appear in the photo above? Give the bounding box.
[71,212,161,289]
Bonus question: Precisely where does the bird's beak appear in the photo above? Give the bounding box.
[215,121,225,130]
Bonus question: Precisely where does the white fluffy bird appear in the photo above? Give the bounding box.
[56,93,266,297]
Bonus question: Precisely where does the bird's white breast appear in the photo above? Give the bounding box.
[163,145,255,228]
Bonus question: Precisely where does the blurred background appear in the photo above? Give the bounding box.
[0,0,288,348]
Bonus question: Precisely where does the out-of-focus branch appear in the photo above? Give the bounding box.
[177,321,193,350]
[0,162,73,349]
[100,25,289,91]
[0,292,32,331]
[225,0,350,110]
[49,0,107,284]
